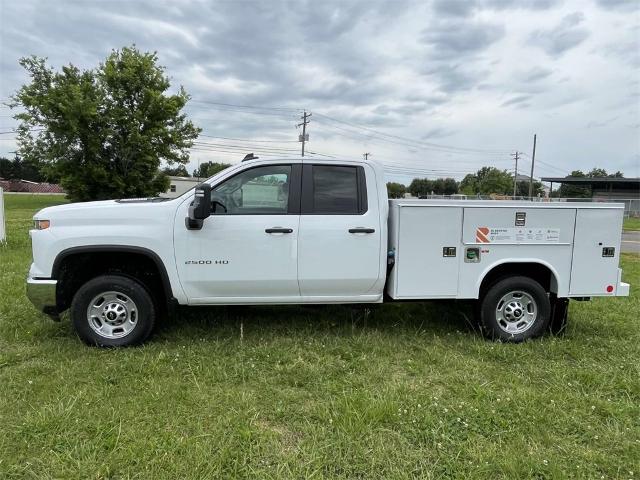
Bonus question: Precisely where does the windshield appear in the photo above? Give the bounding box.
[176,163,237,199]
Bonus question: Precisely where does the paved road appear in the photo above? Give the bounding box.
[622,231,640,254]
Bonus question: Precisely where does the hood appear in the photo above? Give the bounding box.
[33,197,175,222]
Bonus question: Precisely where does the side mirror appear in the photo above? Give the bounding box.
[186,183,211,230]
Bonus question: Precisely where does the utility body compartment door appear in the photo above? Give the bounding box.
[570,208,623,296]
[392,206,463,298]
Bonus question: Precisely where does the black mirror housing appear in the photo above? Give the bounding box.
[186,183,212,230]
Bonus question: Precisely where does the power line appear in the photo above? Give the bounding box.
[199,133,298,143]
[185,99,514,156]
[313,111,512,155]
[189,100,299,112]
[313,118,509,157]
[192,140,299,153]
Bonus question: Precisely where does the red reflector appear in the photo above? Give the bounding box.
[606,285,614,293]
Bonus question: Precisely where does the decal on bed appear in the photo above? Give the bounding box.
[476,227,560,244]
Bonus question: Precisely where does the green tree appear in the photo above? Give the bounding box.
[515,180,544,197]
[459,173,478,195]
[11,47,200,201]
[588,168,608,178]
[559,170,590,198]
[0,155,45,182]
[386,182,406,199]
[460,167,513,195]
[163,165,190,177]
[432,177,459,195]
[408,178,434,197]
[0,157,15,179]
[193,161,231,178]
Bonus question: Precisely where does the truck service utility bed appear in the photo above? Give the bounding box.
[387,200,629,300]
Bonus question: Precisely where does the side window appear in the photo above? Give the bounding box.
[307,165,366,214]
[212,165,292,215]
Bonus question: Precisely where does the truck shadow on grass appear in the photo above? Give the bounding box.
[156,301,481,342]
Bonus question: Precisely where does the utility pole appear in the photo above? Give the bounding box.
[528,134,537,199]
[363,152,370,160]
[512,151,520,197]
[297,110,311,157]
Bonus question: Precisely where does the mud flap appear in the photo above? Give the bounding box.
[549,296,569,335]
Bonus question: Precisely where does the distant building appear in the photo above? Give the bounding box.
[513,173,549,196]
[541,176,640,216]
[160,176,200,198]
[0,178,65,194]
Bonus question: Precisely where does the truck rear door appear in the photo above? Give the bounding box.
[297,164,382,298]
[570,207,624,296]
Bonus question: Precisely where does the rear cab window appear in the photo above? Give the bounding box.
[302,165,368,215]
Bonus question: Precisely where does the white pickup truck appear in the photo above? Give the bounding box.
[27,158,630,346]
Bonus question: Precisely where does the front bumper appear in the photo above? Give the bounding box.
[26,275,58,316]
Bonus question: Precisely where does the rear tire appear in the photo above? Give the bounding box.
[70,275,156,347]
[480,276,551,342]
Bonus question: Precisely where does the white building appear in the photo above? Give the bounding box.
[161,176,201,198]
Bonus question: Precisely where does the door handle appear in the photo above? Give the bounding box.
[265,227,293,234]
[349,228,375,234]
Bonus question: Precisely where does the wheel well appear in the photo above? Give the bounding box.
[53,248,171,312]
[479,262,557,297]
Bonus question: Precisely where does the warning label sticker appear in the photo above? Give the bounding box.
[476,227,560,244]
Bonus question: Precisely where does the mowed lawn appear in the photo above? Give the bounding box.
[1,194,638,479]
[624,217,640,232]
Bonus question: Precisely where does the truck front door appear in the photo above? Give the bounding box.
[174,164,302,303]
[297,164,382,299]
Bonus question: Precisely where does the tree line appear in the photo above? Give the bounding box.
[163,162,230,178]
[386,166,622,199]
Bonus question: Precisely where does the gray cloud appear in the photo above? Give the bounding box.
[432,0,476,17]
[519,67,554,83]
[422,20,505,59]
[0,0,637,178]
[594,0,640,11]
[485,0,563,10]
[424,63,489,93]
[529,12,590,56]
[421,127,456,139]
[502,95,532,107]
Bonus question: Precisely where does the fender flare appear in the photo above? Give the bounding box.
[475,258,562,298]
[51,245,175,303]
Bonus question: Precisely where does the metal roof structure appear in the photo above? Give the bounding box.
[541,177,639,185]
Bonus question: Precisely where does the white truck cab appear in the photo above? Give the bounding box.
[27,158,630,346]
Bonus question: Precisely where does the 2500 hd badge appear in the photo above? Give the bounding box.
[184,260,229,265]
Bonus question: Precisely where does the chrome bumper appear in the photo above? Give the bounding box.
[26,276,58,315]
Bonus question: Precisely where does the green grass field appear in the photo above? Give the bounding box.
[624,217,640,232]
[1,194,639,479]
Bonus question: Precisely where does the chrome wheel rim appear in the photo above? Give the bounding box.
[495,290,537,335]
[87,291,138,339]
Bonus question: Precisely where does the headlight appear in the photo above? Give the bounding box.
[34,219,50,230]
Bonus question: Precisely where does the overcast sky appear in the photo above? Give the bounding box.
[1,0,639,183]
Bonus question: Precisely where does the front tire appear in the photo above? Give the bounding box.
[70,275,156,347]
[480,276,551,342]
